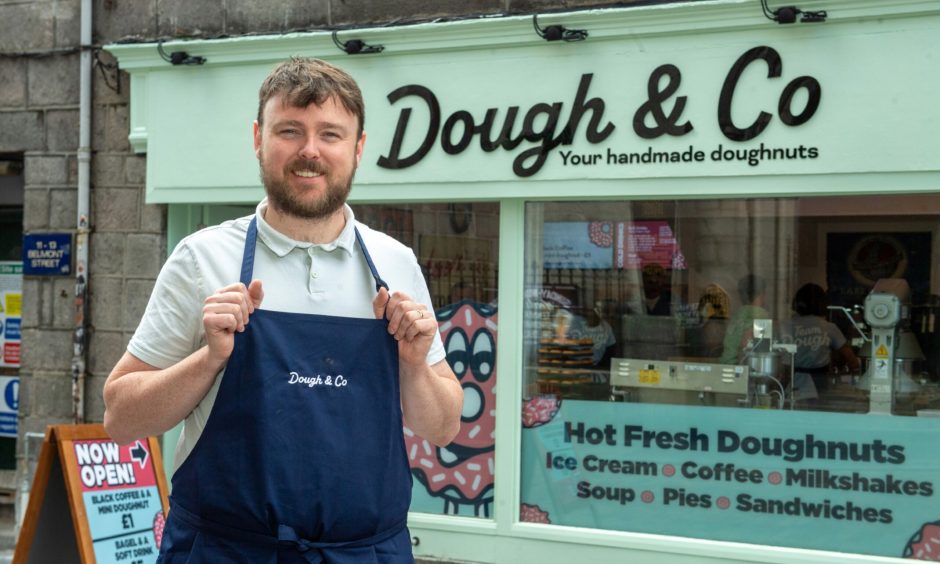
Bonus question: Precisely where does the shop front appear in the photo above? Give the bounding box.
[108,1,940,561]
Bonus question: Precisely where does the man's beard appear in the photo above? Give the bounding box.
[260,154,354,220]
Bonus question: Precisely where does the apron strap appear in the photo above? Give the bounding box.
[169,500,404,562]
[239,216,389,293]
[240,216,260,287]
[354,227,389,293]
[277,518,405,556]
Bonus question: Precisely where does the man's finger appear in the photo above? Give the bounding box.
[203,303,246,331]
[248,279,264,310]
[372,287,390,319]
[204,312,239,333]
[204,293,250,326]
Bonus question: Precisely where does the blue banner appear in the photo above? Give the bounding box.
[520,400,940,559]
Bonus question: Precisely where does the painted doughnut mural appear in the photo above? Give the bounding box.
[404,300,496,517]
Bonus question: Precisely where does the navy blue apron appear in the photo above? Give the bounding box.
[157,217,414,563]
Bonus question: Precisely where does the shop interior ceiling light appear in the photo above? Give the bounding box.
[760,0,827,24]
[533,14,588,42]
[331,31,385,55]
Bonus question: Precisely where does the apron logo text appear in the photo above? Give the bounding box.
[288,371,349,389]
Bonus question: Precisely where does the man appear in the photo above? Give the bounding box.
[103,58,463,563]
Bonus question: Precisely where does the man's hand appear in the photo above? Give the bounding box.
[373,288,435,367]
[203,280,264,366]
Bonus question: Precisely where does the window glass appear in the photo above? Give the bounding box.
[520,195,940,558]
[353,202,499,518]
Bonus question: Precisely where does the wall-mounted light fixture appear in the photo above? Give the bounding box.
[156,41,206,65]
[533,14,588,42]
[761,0,827,24]
[332,31,384,55]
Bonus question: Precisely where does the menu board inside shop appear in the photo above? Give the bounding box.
[543,222,614,270]
[520,400,940,559]
[615,221,687,270]
[14,424,169,564]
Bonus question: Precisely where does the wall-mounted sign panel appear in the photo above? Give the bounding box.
[0,261,22,368]
[23,234,72,276]
[0,376,17,438]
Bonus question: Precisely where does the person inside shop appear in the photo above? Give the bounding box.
[566,305,617,368]
[641,262,674,316]
[781,283,861,396]
[720,274,771,365]
[689,283,731,358]
[102,57,462,563]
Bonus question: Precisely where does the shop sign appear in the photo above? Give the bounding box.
[0,262,21,368]
[378,46,821,178]
[23,233,72,276]
[521,400,940,558]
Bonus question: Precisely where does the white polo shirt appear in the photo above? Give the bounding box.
[128,199,445,469]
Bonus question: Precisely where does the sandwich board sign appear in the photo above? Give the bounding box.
[14,424,169,564]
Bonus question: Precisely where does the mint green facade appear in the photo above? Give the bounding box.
[108,1,940,562]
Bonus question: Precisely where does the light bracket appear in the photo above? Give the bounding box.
[761,0,827,24]
[332,31,385,55]
[533,15,588,42]
[156,41,206,65]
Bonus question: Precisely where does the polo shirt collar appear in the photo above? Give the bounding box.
[255,198,357,257]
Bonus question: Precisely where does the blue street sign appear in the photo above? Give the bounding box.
[23,233,72,275]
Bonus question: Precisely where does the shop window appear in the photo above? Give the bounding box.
[352,202,499,519]
[520,195,940,558]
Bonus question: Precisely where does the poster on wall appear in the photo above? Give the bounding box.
[520,400,940,559]
[615,221,687,270]
[543,222,614,269]
[0,261,21,368]
[0,375,17,438]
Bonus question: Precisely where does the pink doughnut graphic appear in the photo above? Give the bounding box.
[641,491,654,503]
[522,396,562,429]
[904,521,940,560]
[520,503,551,524]
[662,464,676,477]
[717,496,730,510]
[405,301,496,517]
[768,471,782,485]
[588,222,613,248]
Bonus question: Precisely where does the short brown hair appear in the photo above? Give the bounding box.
[257,57,364,136]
